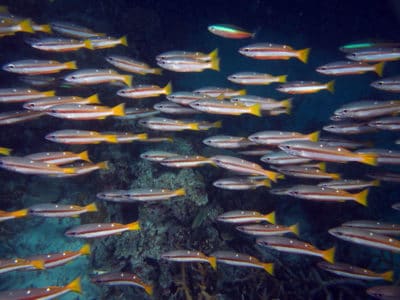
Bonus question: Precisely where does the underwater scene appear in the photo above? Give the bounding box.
[0,0,399,299]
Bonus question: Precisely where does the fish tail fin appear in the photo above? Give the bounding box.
[318,162,326,171]
[163,81,172,95]
[0,147,12,155]
[308,130,320,142]
[353,189,369,206]
[238,89,247,95]
[86,94,100,104]
[174,188,186,196]
[212,120,222,128]
[152,68,163,75]
[43,90,56,97]
[374,62,385,77]
[126,221,140,231]
[85,202,98,212]
[264,170,284,182]
[322,247,335,264]
[112,103,125,117]
[80,243,91,255]
[326,80,335,93]
[123,75,133,87]
[358,153,378,166]
[381,270,394,282]
[136,133,148,140]
[208,256,217,270]
[12,209,28,218]
[265,211,276,224]
[19,19,34,33]
[262,179,271,188]
[38,24,52,34]
[290,223,299,236]
[105,135,118,143]
[371,179,380,187]
[96,161,109,170]
[330,173,341,180]
[188,123,200,131]
[262,262,274,275]
[277,75,287,83]
[281,98,293,114]
[65,61,77,70]
[79,150,91,162]
[297,48,310,63]
[249,103,262,117]
[66,277,82,294]
[63,167,76,174]
[208,48,219,60]
[211,56,220,71]
[165,137,174,142]
[119,35,128,46]
[31,259,45,270]
[83,39,93,50]
[143,283,154,295]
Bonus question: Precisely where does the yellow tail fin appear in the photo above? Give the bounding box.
[19,19,34,33]
[31,259,45,270]
[66,277,82,294]
[264,170,283,182]
[123,75,133,87]
[353,189,369,206]
[126,221,140,231]
[211,56,220,71]
[289,223,299,236]
[119,35,128,46]
[188,123,200,130]
[208,48,219,61]
[104,134,118,143]
[322,247,335,264]
[211,121,222,128]
[174,188,186,196]
[135,133,148,140]
[330,173,341,180]
[83,39,93,50]
[358,153,378,166]
[326,80,335,93]
[265,211,276,224]
[208,256,217,270]
[43,90,56,97]
[36,24,52,34]
[85,202,98,213]
[262,179,271,188]
[262,262,274,275]
[237,89,247,96]
[12,209,28,218]
[374,62,385,77]
[308,130,320,142]
[151,68,162,75]
[63,168,76,174]
[85,94,100,104]
[79,244,91,255]
[163,82,172,95]
[381,270,394,282]
[65,61,77,70]
[317,162,326,171]
[277,75,287,83]
[371,179,380,187]
[143,283,153,295]
[249,103,261,117]
[97,161,109,170]
[112,103,125,117]
[281,98,292,114]
[297,48,310,63]
[0,147,12,155]
[79,150,91,162]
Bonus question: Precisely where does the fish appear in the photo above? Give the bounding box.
[160,155,215,168]
[24,244,91,269]
[260,151,312,165]
[0,18,34,35]
[50,21,105,38]
[0,110,45,125]
[106,132,148,143]
[65,221,140,238]
[113,107,160,120]
[322,122,376,135]
[0,276,81,300]
[88,35,128,49]
[347,47,400,62]
[161,250,217,270]
[317,179,380,191]
[167,91,209,105]
[24,150,90,165]
[140,150,179,162]
[27,37,93,52]
[3,59,77,75]
[210,251,274,275]
[97,188,185,202]
[0,88,55,103]
[318,137,373,150]
[238,149,273,156]
[0,209,28,222]
[316,61,385,76]
[283,185,368,206]
[371,76,400,92]
[334,100,400,119]
[156,49,218,62]
[45,129,118,144]
[230,96,292,113]
[217,210,276,224]
[138,117,200,131]
[106,55,162,75]
[0,147,11,155]
[64,69,132,86]
[329,227,400,252]
[190,99,261,116]
[236,223,299,236]
[45,103,125,120]
[208,24,254,39]
[193,86,246,98]
[91,272,153,295]
[341,220,400,236]
[274,165,340,180]
[28,202,98,217]
[276,80,335,94]
[24,94,100,111]
[213,176,271,190]
[157,56,220,72]
[248,130,319,146]
[0,258,45,274]
[256,236,335,263]
[368,116,400,131]
[356,148,400,165]
[317,261,393,281]
[203,135,255,149]
[154,101,199,114]
[0,156,76,175]
[239,43,310,63]
[227,72,287,85]
[117,82,172,98]
[279,141,377,166]
[366,285,400,300]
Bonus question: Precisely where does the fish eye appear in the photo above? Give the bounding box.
[253,136,259,140]
[70,76,77,80]
[7,64,15,69]
[193,103,200,106]
[378,81,383,85]
[243,48,249,52]
[342,109,348,113]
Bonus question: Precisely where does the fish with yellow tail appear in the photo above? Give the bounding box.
[28,202,98,217]
[217,210,276,224]
[50,21,105,38]
[161,250,217,270]
[160,155,215,168]
[138,117,200,131]
[0,110,45,125]
[341,220,400,236]
[0,258,45,274]
[257,236,335,263]
[318,179,380,191]
[249,130,319,146]
[25,150,91,165]
[97,188,185,203]
[228,72,287,85]
[27,37,93,52]
[0,276,81,300]
[3,59,77,75]
[23,94,100,111]
[236,223,299,237]
[274,164,340,180]
[277,80,335,94]
[45,129,119,144]
[211,251,274,275]
[64,69,132,86]
[45,103,125,120]
[0,18,34,36]
[210,155,284,182]
[213,176,271,190]
[189,99,261,116]
[157,48,218,62]
[0,156,76,175]
[88,35,128,49]
[0,209,28,222]
[0,88,55,103]
[193,86,246,98]
[117,82,172,98]
[316,61,385,76]
[203,135,256,149]
[157,53,219,72]
[91,272,153,296]
[239,43,310,63]
[65,221,140,238]
[106,55,162,75]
